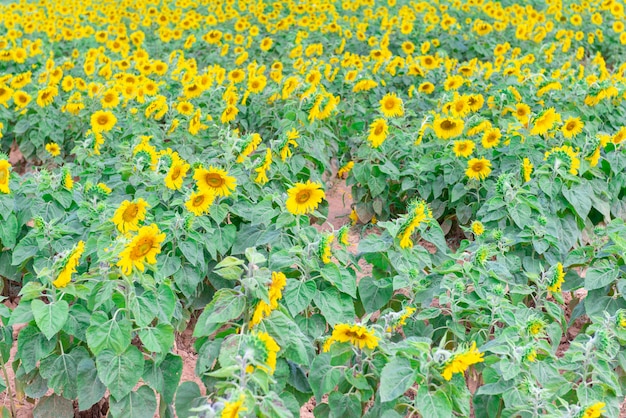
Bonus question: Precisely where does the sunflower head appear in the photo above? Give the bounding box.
[379,93,404,118]
[286,181,325,216]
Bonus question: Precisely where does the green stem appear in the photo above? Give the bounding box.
[0,351,15,417]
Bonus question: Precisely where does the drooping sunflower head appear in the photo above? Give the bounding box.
[285,180,325,216]
[0,159,12,194]
[193,166,237,197]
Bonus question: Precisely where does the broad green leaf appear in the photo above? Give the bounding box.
[175,382,204,418]
[358,276,393,313]
[379,357,418,402]
[96,346,144,400]
[415,386,453,418]
[39,346,89,400]
[17,324,57,373]
[86,311,132,355]
[110,386,157,418]
[193,289,246,337]
[283,279,316,316]
[584,265,618,291]
[562,183,593,219]
[33,394,74,418]
[313,287,355,326]
[308,353,342,402]
[31,299,69,340]
[77,358,107,412]
[138,324,174,353]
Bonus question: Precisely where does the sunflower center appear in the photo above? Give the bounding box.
[170,166,181,180]
[517,108,527,116]
[425,58,433,65]
[97,115,109,125]
[193,194,205,206]
[458,144,468,151]
[296,190,311,204]
[384,99,395,110]
[132,237,154,258]
[205,173,224,188]
[441,120,456,131]
[374,124,384,135]
[487,134,497,142]
[472,162,484,172]
[566,121,576,130]
[122,204,139,222]
[0,169,7,183]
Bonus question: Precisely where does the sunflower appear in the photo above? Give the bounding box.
[323,324,378,352]
[513,103,531,124]
[522,158,533,182]
[185,189,216,216]
[221,395,247,418]
[368,118,389,148]
[52,241,85,288]
[116,224,166,275]
[441,342,484,381]
[165,162,190,190]
[612,127,626,144]
[221,105,239,124]
[481,128,501,149]
[471,221,484,236]
[466,158,492,180]
[112,198,149,233]
[453,140,475,158]
[0,160,11,194]
[36,86,58,108]
[561,117,584,138]
[379,93,404,118]
[250,271,287,327]
[193,166,237,197]
[260,37,273,51]
[286,181,325,215]
[530,108,561,136]
[418,81,435,94]
[45,142,61,157]
[432,115,465,139]
[176,101,194,116]
[13,90,31,109]
[90,110,117,133]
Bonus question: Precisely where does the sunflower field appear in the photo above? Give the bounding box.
[2,0,626,417]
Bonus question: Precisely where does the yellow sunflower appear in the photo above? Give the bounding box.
[185,189,216,216]
[432,115,465,139]
[112,198,149,233]
[323,324,379,352]
[52,241,85,288]
[286,181,325,215]
[0,160,10,194]
[13,90,31,109]
[561,117,584,138]
[613,127,626,144]
[453,140,475,158]
[530,108,561,136]
[379,93,404,118]
[116,224,166,275]
[221,395,247,418]
[513,103,531,125]
[368,118,389,148]
[466,158,492,180]
[441,342,484,381]
[522,158,533,182]
[193,166,237,197]
[481,128,501,149]
[36,86,58,108]
[45,142,61,157]
[418,81,435,94]
[90,110,117,133]
[165,162,190,190]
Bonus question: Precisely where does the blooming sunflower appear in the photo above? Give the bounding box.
[530,108,561,136]
[513,103,531,125]
[481,128,501,149]
[432,115,465,139]
[90,110,117,133]
[285,181,325,215]
[36,86,58,108]
[0,160,10,194]
[452,140,475,158]
[547,262,565,294]
[45,142,61,157]
[221,395,247,418]
[185,189,216,216]
[193,166,236,197]
[250,271,287,327]
[612,126,626,144]
[471,221,484,236]
[52,241,85,288]
[522,158,533,182]
[561,117,584,138]
[466,158,492,180]
[379,93,404,118]
[323,324,378,352]
[116,224,166,275]
[441,342,484,381]
[581,402,605,418]
[368,118,389,148]
[165,162,190,190]
[112,199,149,233]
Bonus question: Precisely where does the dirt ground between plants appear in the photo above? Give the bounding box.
[1,171,626,417]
